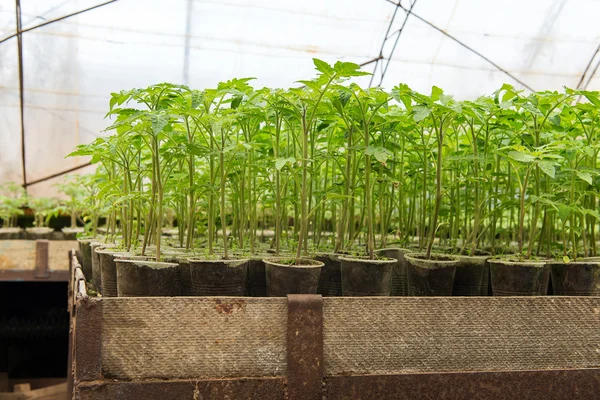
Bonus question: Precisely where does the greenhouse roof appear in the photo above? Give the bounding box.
[1,0,599,195]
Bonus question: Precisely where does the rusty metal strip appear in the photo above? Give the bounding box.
[323,369,600,400]
[34,239,49,278]
[74,298,103,382]
[286,294,323,400]
[76,377,286,400]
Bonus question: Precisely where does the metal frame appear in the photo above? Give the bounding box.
[3,1,119,190]
[577,41,600,91]
[374,0,535,91]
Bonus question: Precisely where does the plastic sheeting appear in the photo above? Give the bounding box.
[1,0,599,196]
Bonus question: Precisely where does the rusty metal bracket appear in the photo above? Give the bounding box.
[34,239,49,278]
[286,294,323,400]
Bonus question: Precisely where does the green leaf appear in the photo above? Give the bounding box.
[537,160,555,178]
[151,113,169,136]
[431,86,443,101]
[576,171,593,185]
[313,58,334,75]
[557,204,572,222]
[365,146,392,164]
[563,255,570,264]
[191,91,203,109]
[507,150,535,163]
[231,95,243,109]
[333,61,370,77]
[275,157,295,170]
[584,93,600,108]
[548,114,561,127]
[413,105,431,122]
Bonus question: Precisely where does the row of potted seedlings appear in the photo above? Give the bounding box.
[69,59,600,297]
[0,178,93,240]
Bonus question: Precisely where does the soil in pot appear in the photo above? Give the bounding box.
[188,258,249,296]
[95,248,133,297]
[116,259,181,297]
[0,227,23,240]
[452,251,491,296]
[405,253,459,296]
[245,257,268,297]
[489,258,549,296]
[549,261,600,296]
[375,248,409,296]
[264,258,323,297]
[314,253,343,297]
[340,256,396,296]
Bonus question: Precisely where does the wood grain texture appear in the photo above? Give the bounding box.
[0,240,76,271]
[322,297,600,375]
[97,296,600,380]
[101,297,287,379]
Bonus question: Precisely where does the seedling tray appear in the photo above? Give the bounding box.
[68,251,600,400]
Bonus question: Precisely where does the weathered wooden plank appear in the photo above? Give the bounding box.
[0,240,76,272]
[323,369,600,400]
[76,378,285,400]
[101,297,287,379]
[322,297,600,375]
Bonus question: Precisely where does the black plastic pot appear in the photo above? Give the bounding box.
[581,257,600,262]
[340,256,395,296]
[160,252,194,297]
[188,258,249,296]
[116,259,181,297]
[245,257,268,297]
[77,238,96,279]
[0,228,22,240]
[375,248,409,296]
[61,227,84,240]
[314,253,343,297]
[90,243,103,290]
[263,258,323,297]
[405,253,459,296]
[95,248,132,297]
[549,261,600,296]
[26,227,54,240]
[489,259,549,296]
[452,253,490,296]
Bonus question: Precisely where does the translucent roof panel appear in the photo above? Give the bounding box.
[1,0,600,196]
[380,0,600,95]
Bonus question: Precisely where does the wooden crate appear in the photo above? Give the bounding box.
[0,240,74,282]
[68,251,600,400]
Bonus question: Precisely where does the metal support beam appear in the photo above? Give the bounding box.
[0,0,119,45]
[24,162,93,188]
[577,41,600,90]
[369,0,418,88]
[15,0,27,189]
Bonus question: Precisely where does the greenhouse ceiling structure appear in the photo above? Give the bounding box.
[1,0,600,196]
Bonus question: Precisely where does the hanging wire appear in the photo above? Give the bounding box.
[394,1,535,91]
[577,41,600,89]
